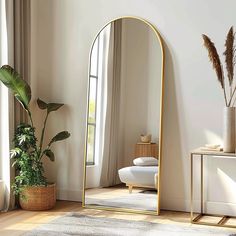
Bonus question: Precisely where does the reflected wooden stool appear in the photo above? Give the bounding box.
[127,143,158,194]
[135,143,158,158]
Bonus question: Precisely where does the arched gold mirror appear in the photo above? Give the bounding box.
[82,16,164,215]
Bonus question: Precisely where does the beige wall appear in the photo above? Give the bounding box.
[31,0,236,214]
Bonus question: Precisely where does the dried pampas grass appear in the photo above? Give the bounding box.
[203,26,236,107]
[224,27,235,86]
[202,34,227,105]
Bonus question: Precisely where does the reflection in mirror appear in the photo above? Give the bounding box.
[84,17,163,214]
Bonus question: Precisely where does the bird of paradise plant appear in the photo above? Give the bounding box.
[0,65,70,195]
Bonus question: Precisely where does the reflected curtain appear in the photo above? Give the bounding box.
[0,0,30,211]
[100,21,122,187]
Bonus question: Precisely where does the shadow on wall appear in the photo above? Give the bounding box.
[160,41,186,210]
[32,1,75,198]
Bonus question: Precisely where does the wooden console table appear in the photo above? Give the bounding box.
[190,148,236,228]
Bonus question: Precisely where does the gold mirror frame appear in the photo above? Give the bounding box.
[82,16,165,215]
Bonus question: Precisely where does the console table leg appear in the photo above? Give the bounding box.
[201,154,204,214]
[190,153,193,221]
[190,150,236,228]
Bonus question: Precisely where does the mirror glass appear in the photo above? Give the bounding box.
[83,17,163,214]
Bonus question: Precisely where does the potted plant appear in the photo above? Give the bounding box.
[0,65,70,210]
[202,26,236,153]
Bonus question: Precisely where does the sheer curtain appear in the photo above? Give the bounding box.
[0,0,30,211]
[94,24,111,171]
[12,0,31,125]
[99,21,123,187]
[0,0,14,211]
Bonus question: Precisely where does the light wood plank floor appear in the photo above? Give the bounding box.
[0,201,236,235]
[85,185,153,199]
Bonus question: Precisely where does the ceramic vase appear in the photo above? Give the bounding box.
[223,107,235,153]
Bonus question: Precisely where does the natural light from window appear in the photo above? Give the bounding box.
[86,37,99,165]
[86,25,111,166]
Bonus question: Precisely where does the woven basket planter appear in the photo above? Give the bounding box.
[19,183,56,211]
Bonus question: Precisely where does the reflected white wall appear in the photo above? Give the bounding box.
[120,18,161,166]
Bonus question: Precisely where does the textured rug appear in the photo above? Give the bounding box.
[24,213,236,236]
[86,190,157,211]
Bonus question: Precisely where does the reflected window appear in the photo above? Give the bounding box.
[86,24,111,166]
[86,37,100,165]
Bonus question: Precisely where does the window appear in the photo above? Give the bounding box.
[86,37,100,165]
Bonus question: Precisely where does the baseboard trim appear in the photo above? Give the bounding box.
[161,197,236,216]
[57,189,82,202]
[205,201,236,216]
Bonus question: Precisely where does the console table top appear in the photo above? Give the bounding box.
[191,148,236,157]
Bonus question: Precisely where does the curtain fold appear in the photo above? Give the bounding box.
[0,0,31,211]
[100,21,123,187]
[94,24,110,178]
[0,0,14,211]
[13,0,31,125]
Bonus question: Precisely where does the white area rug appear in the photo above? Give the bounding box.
[24,213,236,236]
[86,190,157,211]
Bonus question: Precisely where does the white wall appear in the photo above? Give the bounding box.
[31,0,236,214]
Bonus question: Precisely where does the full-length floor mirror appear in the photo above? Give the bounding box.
[83,17,164,215]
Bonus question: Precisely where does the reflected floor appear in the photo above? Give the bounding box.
[85,185,157,211]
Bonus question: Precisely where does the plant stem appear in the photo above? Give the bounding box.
[228,85,236,106]
[232,95,236,107]
[38,112,49,158]
[26,109,34,127]
[223,86,228,107]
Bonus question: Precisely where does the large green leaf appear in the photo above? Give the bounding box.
[37,98,64,113]
[47,103,64,112]
[49,131,70,146]
[37,98,47,110]
[43,149,55,161]
[0,65,31,110]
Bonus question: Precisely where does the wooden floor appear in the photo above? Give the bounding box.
[0,201,235,235]
[86,185,154,199]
